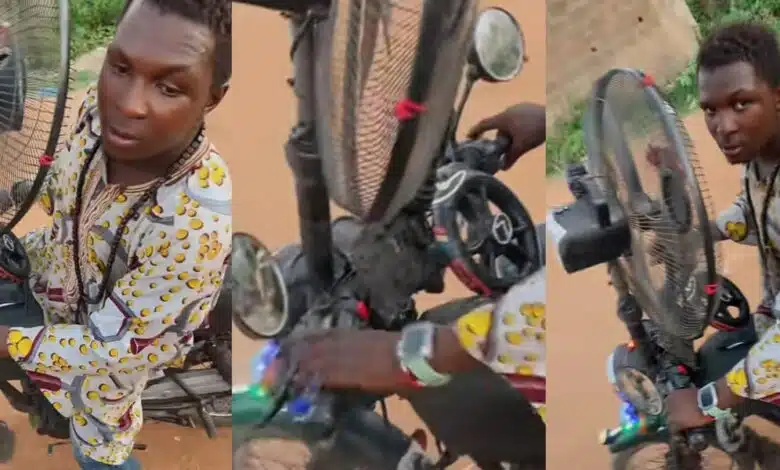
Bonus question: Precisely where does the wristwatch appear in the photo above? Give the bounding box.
[396,321,451,387]
[697,382,733,420]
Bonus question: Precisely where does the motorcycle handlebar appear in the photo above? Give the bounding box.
[445,136,511,175]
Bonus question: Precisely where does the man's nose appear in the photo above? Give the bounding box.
[116,80,148,119]
[716,112,739,138]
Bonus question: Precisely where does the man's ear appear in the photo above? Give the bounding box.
[205,84,229,114]
[774,85,780,112]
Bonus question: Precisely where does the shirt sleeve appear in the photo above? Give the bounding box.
[7,188,232,377]
[724,316,780,404]
[715,172,758,245]
[452,268,546,421]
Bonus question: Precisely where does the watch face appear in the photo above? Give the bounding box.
[401,328,428,358]
[699,385,715,409]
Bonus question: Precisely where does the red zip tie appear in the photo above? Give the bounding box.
[39,154,53,167]
[641,73,656,87]
[704,283,718,295]
[394,99,426,121]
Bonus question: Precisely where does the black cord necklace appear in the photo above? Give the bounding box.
[71,129,205,319]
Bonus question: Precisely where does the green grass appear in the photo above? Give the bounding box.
[546,0,780,176]
[70,0,124,60]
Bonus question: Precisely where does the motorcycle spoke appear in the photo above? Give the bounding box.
[480,239,498,269]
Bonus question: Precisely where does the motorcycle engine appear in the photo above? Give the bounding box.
[346,209,445,330]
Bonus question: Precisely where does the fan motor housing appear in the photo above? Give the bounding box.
[549,197,631,274]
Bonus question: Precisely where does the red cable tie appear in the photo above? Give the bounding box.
[641,73,656,87]
[704,283,718,296]
[39,154,53,167]
[394,99,426,121]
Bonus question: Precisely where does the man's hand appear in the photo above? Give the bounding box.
[467,102,545,170]
[285,329,408,394]
[665,388,714,431]
[0,326,9,358]
[665,379,744,431]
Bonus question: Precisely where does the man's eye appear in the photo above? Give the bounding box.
[733,101,749,111]
[111,63,129,75]
[157,83,181,97]
[702,107,715,116]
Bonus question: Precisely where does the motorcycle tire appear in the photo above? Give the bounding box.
[610,427,780,470]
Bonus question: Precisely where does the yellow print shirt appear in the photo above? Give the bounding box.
[453,269,546,422]
[6,85,232,465]
[715,162,780,405]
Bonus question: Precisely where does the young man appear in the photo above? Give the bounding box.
[663,21,780,429]
[0,0,231,468]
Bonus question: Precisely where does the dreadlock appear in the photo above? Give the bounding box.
[119,0,231,88]
[697,21,780,87]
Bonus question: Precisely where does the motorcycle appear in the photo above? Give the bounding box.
[549,67,780,469]
[232,2,545,469]
[0,230,233,454]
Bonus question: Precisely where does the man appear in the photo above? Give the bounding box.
[234,103,546,469]
[662,21,780,430]
[0,0,232,468]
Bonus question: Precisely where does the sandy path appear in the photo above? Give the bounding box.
[228,1,546,467]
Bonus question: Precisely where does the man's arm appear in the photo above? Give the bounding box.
[713,168,758,245]
[443,269,546,419]
[717,318,780,407]
[3,181,231,377]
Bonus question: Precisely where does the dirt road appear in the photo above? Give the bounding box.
[227,1,546,467]
[546,111,780,469]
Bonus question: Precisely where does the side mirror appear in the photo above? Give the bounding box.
[231,232,290,339]
[469,7,525,82]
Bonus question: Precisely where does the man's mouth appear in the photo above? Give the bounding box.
[720,144,743,158]
[105,125,141,147]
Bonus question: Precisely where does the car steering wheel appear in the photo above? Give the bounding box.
[432,167,540,294]
[710,276,751,332]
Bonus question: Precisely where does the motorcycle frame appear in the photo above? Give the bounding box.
[283,8,337,293]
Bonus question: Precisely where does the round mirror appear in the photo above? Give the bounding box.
[231,232,290,339]
[471,7,525,82]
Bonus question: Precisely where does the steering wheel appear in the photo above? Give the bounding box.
[710,276,751,332]
[0,231,29,282]
[432,165,540,294]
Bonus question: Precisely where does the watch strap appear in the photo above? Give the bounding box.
[404,355,451,387]
[397,322,451,387]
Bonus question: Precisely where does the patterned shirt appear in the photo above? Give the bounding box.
[5,85,232,464]
[452,269,546,422]
[715,161,780,405]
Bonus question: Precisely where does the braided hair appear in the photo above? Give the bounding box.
[697,22,780,87]
[71,129,205,317]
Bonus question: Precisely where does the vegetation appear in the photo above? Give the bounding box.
[546,0,780,176]
[70,0,124,59]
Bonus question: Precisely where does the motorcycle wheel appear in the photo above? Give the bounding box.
[611,428,779,470]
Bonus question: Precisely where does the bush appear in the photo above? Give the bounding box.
[70,0,124,59]
[546,0,780,176]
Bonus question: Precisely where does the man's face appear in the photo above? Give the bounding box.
[97,0,224,163]
[698,61,780,165]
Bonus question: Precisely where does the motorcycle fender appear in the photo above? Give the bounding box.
[142,369,230,402]
[606,343,652,387]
